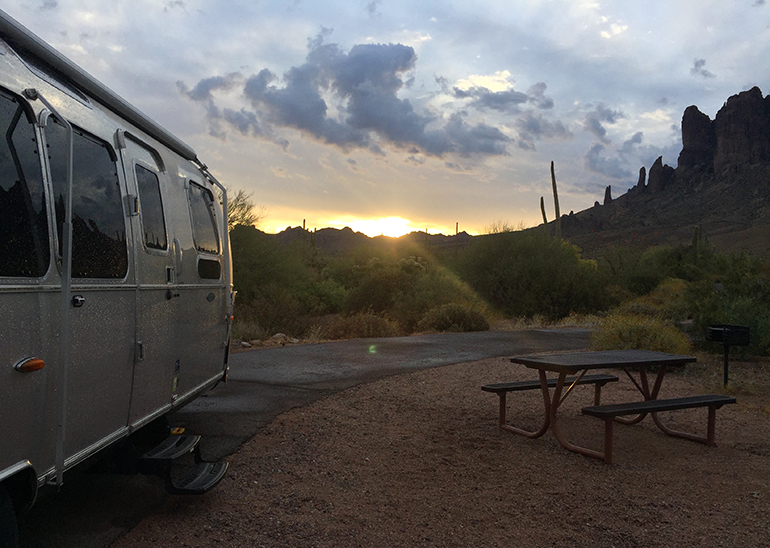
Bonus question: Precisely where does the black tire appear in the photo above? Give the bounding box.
[0,484,19,548]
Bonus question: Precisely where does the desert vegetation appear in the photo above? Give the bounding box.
[228,214,770,357]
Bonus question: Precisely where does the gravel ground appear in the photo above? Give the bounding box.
[112,353,770,548]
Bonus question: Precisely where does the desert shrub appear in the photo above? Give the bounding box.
[234,288,315,339]
[685,260,770,354]
[456,231,610,320]
[342,254,491,333]
[417,303,490,333]
[590,313,693,354]
[599,243,719,296]
[323,312,401,340]
[231,225,350,337]
[613,278,689,323]
[231,309,269,342]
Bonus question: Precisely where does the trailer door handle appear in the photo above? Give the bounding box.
[72,295,85,307]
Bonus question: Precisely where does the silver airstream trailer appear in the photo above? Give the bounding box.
[0,9,232,542]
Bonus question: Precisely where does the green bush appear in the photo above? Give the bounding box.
[231,225,350,337]
[341,254,491,333]
[417,303,490,333]
[455,231,610,320]
[613,278,689,323]
[686,273,770,355]
[590,313,692,354]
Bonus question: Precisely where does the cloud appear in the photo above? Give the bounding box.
[619,131,643,153]
[454,86,528,113]
[445,113,510,156]
[526,82,554,109]
[584,142,631,179]
[691,58,716,78]
[514,111,572,151]
[366,0,382,16]
[583,103,625,143]
[180,37,513,158]
[453,81,553,114]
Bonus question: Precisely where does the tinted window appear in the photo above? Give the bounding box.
[135,164,167,250]
[197,257,221,280]
[188,182,219,254]
[47,120,128,278]
[0,91,50,277]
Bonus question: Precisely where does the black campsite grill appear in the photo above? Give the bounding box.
[706,324,750,387]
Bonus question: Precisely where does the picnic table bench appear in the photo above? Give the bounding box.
[582,394,736,463]
[481,374,619,436]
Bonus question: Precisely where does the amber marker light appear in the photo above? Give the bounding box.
[14,357,46,372]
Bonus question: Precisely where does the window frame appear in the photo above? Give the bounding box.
[186,179,222,281]
[0,87,53,280]
[45,117,129,281]
[133,160,169,255]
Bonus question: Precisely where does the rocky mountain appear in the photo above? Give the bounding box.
[271,225,473,253]
[266,88,770,257]
[560,87,770,256]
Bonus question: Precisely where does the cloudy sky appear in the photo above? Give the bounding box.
[3,1,768,236]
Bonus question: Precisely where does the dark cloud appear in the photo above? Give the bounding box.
[180,38,513,158]
[584,143,631,179]
[445,113,510,156]
[164,1,186,11]
[453,81,554,114]
[366,0,383,16]
[455,86,528,112]
[691,58,716,78]
[179,73,242,102]
[514,111,572,150]
[619,131,643,153]
[583,104,624,143]
[526,82,553,109]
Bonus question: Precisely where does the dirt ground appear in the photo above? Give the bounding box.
[112,352,770,548]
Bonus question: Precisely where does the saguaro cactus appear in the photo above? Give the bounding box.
[539,161,562,239]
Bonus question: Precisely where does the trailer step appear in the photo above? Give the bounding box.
[140,434,200,462]
[138,434,229,495]
[167,461,229,495]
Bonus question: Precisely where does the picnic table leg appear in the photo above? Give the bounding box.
[549,372,606,462]
[614,367,657,426]
[651,404,720,445]
[498,371,551,438]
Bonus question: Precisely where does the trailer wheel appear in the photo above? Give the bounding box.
[0,484,19,548]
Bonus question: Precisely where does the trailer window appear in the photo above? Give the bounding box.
[0,91,50,277]
[187,182,219,255]
[135,164,167,250]
[47,120,128,278]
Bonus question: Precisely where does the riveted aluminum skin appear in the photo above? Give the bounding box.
[0,8,232,507]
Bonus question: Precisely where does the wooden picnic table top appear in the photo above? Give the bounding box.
[509,349,697,374]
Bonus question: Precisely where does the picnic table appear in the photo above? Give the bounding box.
[484,349,736,463]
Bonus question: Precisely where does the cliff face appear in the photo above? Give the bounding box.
[712,86,770,172]
[677,105,715,174]
[559,87,770,256]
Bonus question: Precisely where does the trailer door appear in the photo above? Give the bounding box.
[118,136,178,425]
[46,119,135,458]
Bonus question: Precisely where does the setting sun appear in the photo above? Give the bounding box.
[348,217,416,238]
